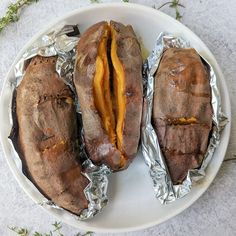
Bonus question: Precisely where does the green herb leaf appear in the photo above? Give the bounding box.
[52,222,62,231]
[8,226,29,236]
[33,232,43,236]
[75,231,94,236]
[175,10,182,20]
[52,222,64,236]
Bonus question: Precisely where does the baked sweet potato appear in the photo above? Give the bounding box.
[74,21,143,170]
[152,48,213,184]
[16,56,89,215]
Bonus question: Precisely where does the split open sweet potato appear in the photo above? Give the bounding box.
[74,21,143,170]
[15,56,89,215]
[152,48,213,184]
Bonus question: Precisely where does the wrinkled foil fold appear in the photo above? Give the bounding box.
[141,33,228,203]
[9,25,110,220]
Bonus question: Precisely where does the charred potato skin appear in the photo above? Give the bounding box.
[74,21,143,170]
[16,56,89,215]
[152,48,213,184]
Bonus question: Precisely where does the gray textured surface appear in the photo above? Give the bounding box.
[0,0,236,235]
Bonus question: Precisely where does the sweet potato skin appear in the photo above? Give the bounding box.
[16,56,89,215]
[74,21,122,170]
[110,21,143,161]
[152,48,213,184]
[74,21,143,170]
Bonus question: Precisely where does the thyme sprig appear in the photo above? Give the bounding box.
[158,0,185,20]
[8,226,29,236]
[0,0,39,33]
[8,222,93,236]
[75,232,94,236]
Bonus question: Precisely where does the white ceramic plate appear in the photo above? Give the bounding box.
[0,3,231,233]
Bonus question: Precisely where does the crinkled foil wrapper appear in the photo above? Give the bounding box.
[141,33,228,204]
[9,25,110,220]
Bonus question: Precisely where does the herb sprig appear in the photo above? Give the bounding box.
[8,222,93,236]
[8,226,29,236]
[0,0,39,33]
[158,0,185,20]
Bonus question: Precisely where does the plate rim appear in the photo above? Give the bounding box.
[0,2,232,233]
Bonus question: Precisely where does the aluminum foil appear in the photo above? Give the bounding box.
[9,25,110,220]
[141,32,228,204]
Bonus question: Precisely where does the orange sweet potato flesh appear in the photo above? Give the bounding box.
[110,25,126,154]
[16,56,89,215]
[74,21,143,170]
[93,25,116,145]
[152,48,213,184]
